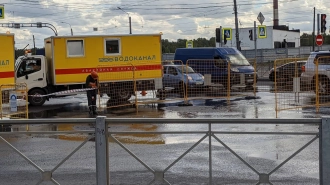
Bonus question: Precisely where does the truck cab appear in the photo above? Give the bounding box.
[15,53,48,106]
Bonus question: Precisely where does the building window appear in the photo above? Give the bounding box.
[105,38,121,55]
[67,40,84,57]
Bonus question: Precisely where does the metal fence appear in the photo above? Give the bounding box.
[97,62,163,109]
[274,56,330,117]
[0,117,329,185]
[0,83,28,120]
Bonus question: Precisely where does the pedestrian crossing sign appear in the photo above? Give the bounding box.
[258,25,267,39]
[223,28,232,40]
[0,6,4,19]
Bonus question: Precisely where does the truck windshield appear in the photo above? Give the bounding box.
[226,53,251,66]
[15,56,24,70]
[177,66,195,74]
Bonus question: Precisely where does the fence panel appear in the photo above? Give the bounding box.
[97,62,164,110]
[0,83,28,120]
[314,56,330,111]
[97,64,137,109]
[185,59,256,101]
[0,117,325,184]
[273,58,312,117]
[131,62,163,107]
[157,60,186,102]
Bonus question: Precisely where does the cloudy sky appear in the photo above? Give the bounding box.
[0,0,329,48]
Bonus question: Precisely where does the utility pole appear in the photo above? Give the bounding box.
[33,35,36,55]
[233,0,240,51]
[118,7,132,34]
[313,7,315,51]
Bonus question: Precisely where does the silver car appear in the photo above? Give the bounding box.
[300,51,330,94]
[162,65,204,91]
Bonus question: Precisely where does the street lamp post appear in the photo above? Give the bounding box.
[61,21,73,36]
[117,7,132,34]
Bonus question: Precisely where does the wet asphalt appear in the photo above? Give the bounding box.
[0,79,325,184]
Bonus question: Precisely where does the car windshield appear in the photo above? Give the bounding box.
[226,53,251,66]
[176,66,195,73]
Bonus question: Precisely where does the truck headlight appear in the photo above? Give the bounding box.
[231,68,239,72]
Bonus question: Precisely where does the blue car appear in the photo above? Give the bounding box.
[162,64,204,90]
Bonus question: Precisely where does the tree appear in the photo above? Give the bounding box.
[161,37,216,53]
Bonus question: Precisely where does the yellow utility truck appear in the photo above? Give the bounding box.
[0,33,16,104]
[0,33,15,84]
[9,33,163,106]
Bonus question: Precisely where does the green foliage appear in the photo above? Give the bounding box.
[162,37,216,53]
[299,33,329,46]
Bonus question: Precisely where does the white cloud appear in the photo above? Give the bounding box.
[0,0,328,48]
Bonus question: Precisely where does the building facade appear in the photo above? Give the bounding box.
[216,26,300,50]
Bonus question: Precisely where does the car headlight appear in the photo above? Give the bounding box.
[201,76,204,79]
[187,76,193,80]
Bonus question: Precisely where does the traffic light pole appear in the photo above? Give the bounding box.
[0,22,58,36]
[220,26,222,47]
[254,21,257,59]
[317,14,320,50]
[317,14,320,35]
[312,7,315,51]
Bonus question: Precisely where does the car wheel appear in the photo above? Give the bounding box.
[28,89,46,106]
[179,81,187,95]
[269,74,274,81]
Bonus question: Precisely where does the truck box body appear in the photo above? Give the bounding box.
[174,47,256,87]
[44,34,163,85]
[10,33,164,106]
[0,33,15,85]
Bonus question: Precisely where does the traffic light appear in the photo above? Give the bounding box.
[249,29,253,40]
[216,28,220,42]
[321,14,327,33]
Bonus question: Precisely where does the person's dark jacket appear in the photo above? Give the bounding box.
[85,75,98,88]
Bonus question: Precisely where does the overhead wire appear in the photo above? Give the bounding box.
[1,0,317,38]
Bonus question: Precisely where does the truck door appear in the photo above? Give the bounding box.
[16,57,46,90]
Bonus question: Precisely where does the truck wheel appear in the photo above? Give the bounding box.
[28,89,46,106]
[115,87,132,100]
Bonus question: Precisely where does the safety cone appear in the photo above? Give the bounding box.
[140,90,147,96]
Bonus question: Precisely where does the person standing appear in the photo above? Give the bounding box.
[86,71,99,115]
